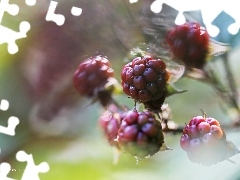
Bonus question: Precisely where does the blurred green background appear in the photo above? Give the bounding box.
[0,0,240,180]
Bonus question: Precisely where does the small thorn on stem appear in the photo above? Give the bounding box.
[226,159,236,164]
[133,101,137,111]
[201,109,206,119]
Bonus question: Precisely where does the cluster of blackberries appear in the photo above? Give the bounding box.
[99,109,164,158]
[73,56,166,159]
[72,21,236,164]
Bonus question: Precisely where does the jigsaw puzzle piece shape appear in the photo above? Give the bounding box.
[129,0,138,3]
[71,6,82,17]
[0,99,19,136]
[212,11,236,43]
[183,10,205,26]
[0,99,9,111]
[0,20,30,54]
[25,0,36,6]
[0,116,19,136]
[16,151,49,180]
[0,162,16,180]
[183,9,221,38]
[0,0,19,19]
[46,1,65,26]
[5,3,19,16]
[221,1,240,35]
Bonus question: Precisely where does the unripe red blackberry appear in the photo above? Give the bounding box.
[117,110,164,158]
[99,110,126,148]
[73,56,114,97]
[121,55,169,103]
[166,22,209,69]
[180,115,227,165]
[180,134,190,152]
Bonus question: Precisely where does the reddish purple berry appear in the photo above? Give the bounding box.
[166,22,209,69]
[180,115,227,165]
[73,56,114,97]
[210,125,223,139]
[118,110,164,158]
[183,125,199,138]
[99,110,126,147]
[197,122,210,134]
[189,116,205,126]
[205,117,221,127]
[121,55,169,104]
[180,134,190,152]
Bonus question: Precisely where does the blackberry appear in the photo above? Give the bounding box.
[117,110,164,158]
[73,55,114,97]
[166,22,209,69]
[121,55,169,103]
[180,116,228,165]
[99,110,126,148]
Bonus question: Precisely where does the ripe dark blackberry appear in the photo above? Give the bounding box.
[166,22,209,69]
[73,56,114,97]
[180,116,228,165]
[121,55,169,103]
[117,110,164,158]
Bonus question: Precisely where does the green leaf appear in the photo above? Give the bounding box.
[166,83,187,97]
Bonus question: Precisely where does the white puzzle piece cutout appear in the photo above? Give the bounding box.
[129,0,138,4]
[45,1,65,26]
[0,116,19,136]
[25,0,36,6]
[16,151,50,180]
[0,0,31,54]
[150,0,240,37]
[46,1,82,26]
[0,99,9,111]
[0,99,19,136]
[71,6,82,16]
[0,162,16,180]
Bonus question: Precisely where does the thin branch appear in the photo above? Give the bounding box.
[222,52,240,112]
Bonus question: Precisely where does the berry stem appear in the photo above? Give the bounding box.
[221,52,240,112]
[201,61,240,115]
